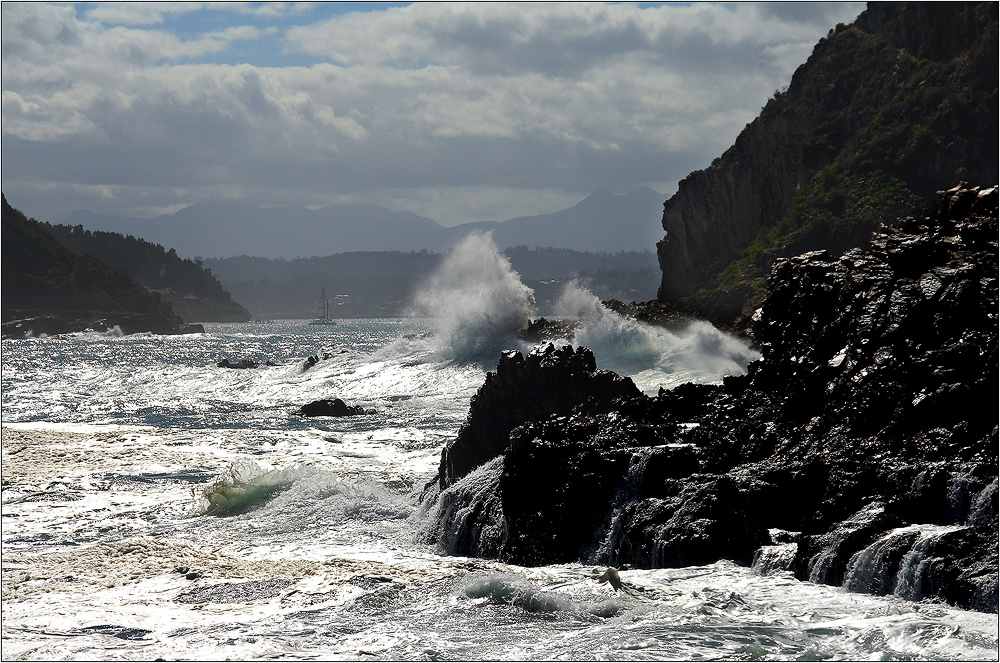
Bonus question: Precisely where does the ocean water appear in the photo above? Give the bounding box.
[2,237,997,661]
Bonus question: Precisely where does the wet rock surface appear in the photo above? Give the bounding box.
[601,298,692,331]
[430,184,998,612]
[297,398,369,417]
[217,358,260,369]
[517,317,579,343]
[437,343,641,490]
[1,313,203,338]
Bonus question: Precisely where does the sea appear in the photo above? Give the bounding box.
[2,236,998,661]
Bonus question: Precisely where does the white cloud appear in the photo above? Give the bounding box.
[84,2,315,26]
[84,2,201,26]
[1,1,865,228]
[218,2,316,19]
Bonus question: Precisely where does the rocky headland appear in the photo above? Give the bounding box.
[656,2,997,331]
[426,184,998,613]
[2,195,202,338]
[1,313,203,339]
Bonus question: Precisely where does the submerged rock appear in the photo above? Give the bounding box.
[217,358,259,369]
[427,183,999,612]
[301,347,346,371]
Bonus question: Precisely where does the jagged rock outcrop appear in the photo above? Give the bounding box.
[517,317,579,343]
[657,2,998,330]
[428,184,998,612]
[436,343,642,490]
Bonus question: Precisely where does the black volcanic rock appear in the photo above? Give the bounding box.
[428,184,998,612]
[437,343,642,490]
[517,317,578,343]
[297,398,368,417]
[217,358,260,369]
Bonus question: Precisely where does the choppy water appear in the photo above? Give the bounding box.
[2,237,997,661]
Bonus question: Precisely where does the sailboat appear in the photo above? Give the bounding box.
[308,287,337,325]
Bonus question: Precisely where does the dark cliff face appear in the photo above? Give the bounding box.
[429,183,998,612]
[657,2,998,330]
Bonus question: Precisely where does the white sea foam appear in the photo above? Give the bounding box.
[3,319,997,662]
[408,233,536,361]
[555,281,760,389]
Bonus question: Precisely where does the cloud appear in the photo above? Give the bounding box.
[1,2,865,228]
[84,2,315,26]
[284,3,860,78]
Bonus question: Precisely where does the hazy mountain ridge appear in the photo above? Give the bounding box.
[656,1,998,329]
[206,247,661,319]
[63,187,665,259]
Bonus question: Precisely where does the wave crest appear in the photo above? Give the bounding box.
[409,233,536,362]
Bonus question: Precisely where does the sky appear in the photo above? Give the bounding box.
[1,1,865,227]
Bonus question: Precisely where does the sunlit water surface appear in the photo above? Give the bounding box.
[2,314,996,660]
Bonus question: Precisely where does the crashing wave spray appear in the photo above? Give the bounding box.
[409,233,536,361]
[554,281,760,388]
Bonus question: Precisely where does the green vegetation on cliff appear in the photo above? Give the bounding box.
[658,2,998,329]
[1,194,180,324]
[43,223,251,323]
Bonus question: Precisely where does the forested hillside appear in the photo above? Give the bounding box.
[44,224,251,323]
[657,2,998,329]
[2,194,192,336]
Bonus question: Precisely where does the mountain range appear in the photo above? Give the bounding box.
[62,187,666,259]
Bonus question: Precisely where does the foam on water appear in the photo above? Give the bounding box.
[408,233,536,362]
[3,417,998,661]
[2,262,996,659]
[555,281,760,390]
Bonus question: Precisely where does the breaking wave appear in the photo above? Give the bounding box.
[197,460,298,516]
[464,572,622,618]
[407,233,536,362]
[555,281,759,387]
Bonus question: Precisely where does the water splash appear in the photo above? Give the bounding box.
[197,460,298,516]
[424,457,506,558]
[968,478,998,526]
[463,572,622,617]
[892,525,967,601]
[554,281,760,388]
[752,543,798,576]
[409,233,536,362]
[584,448,656,566]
